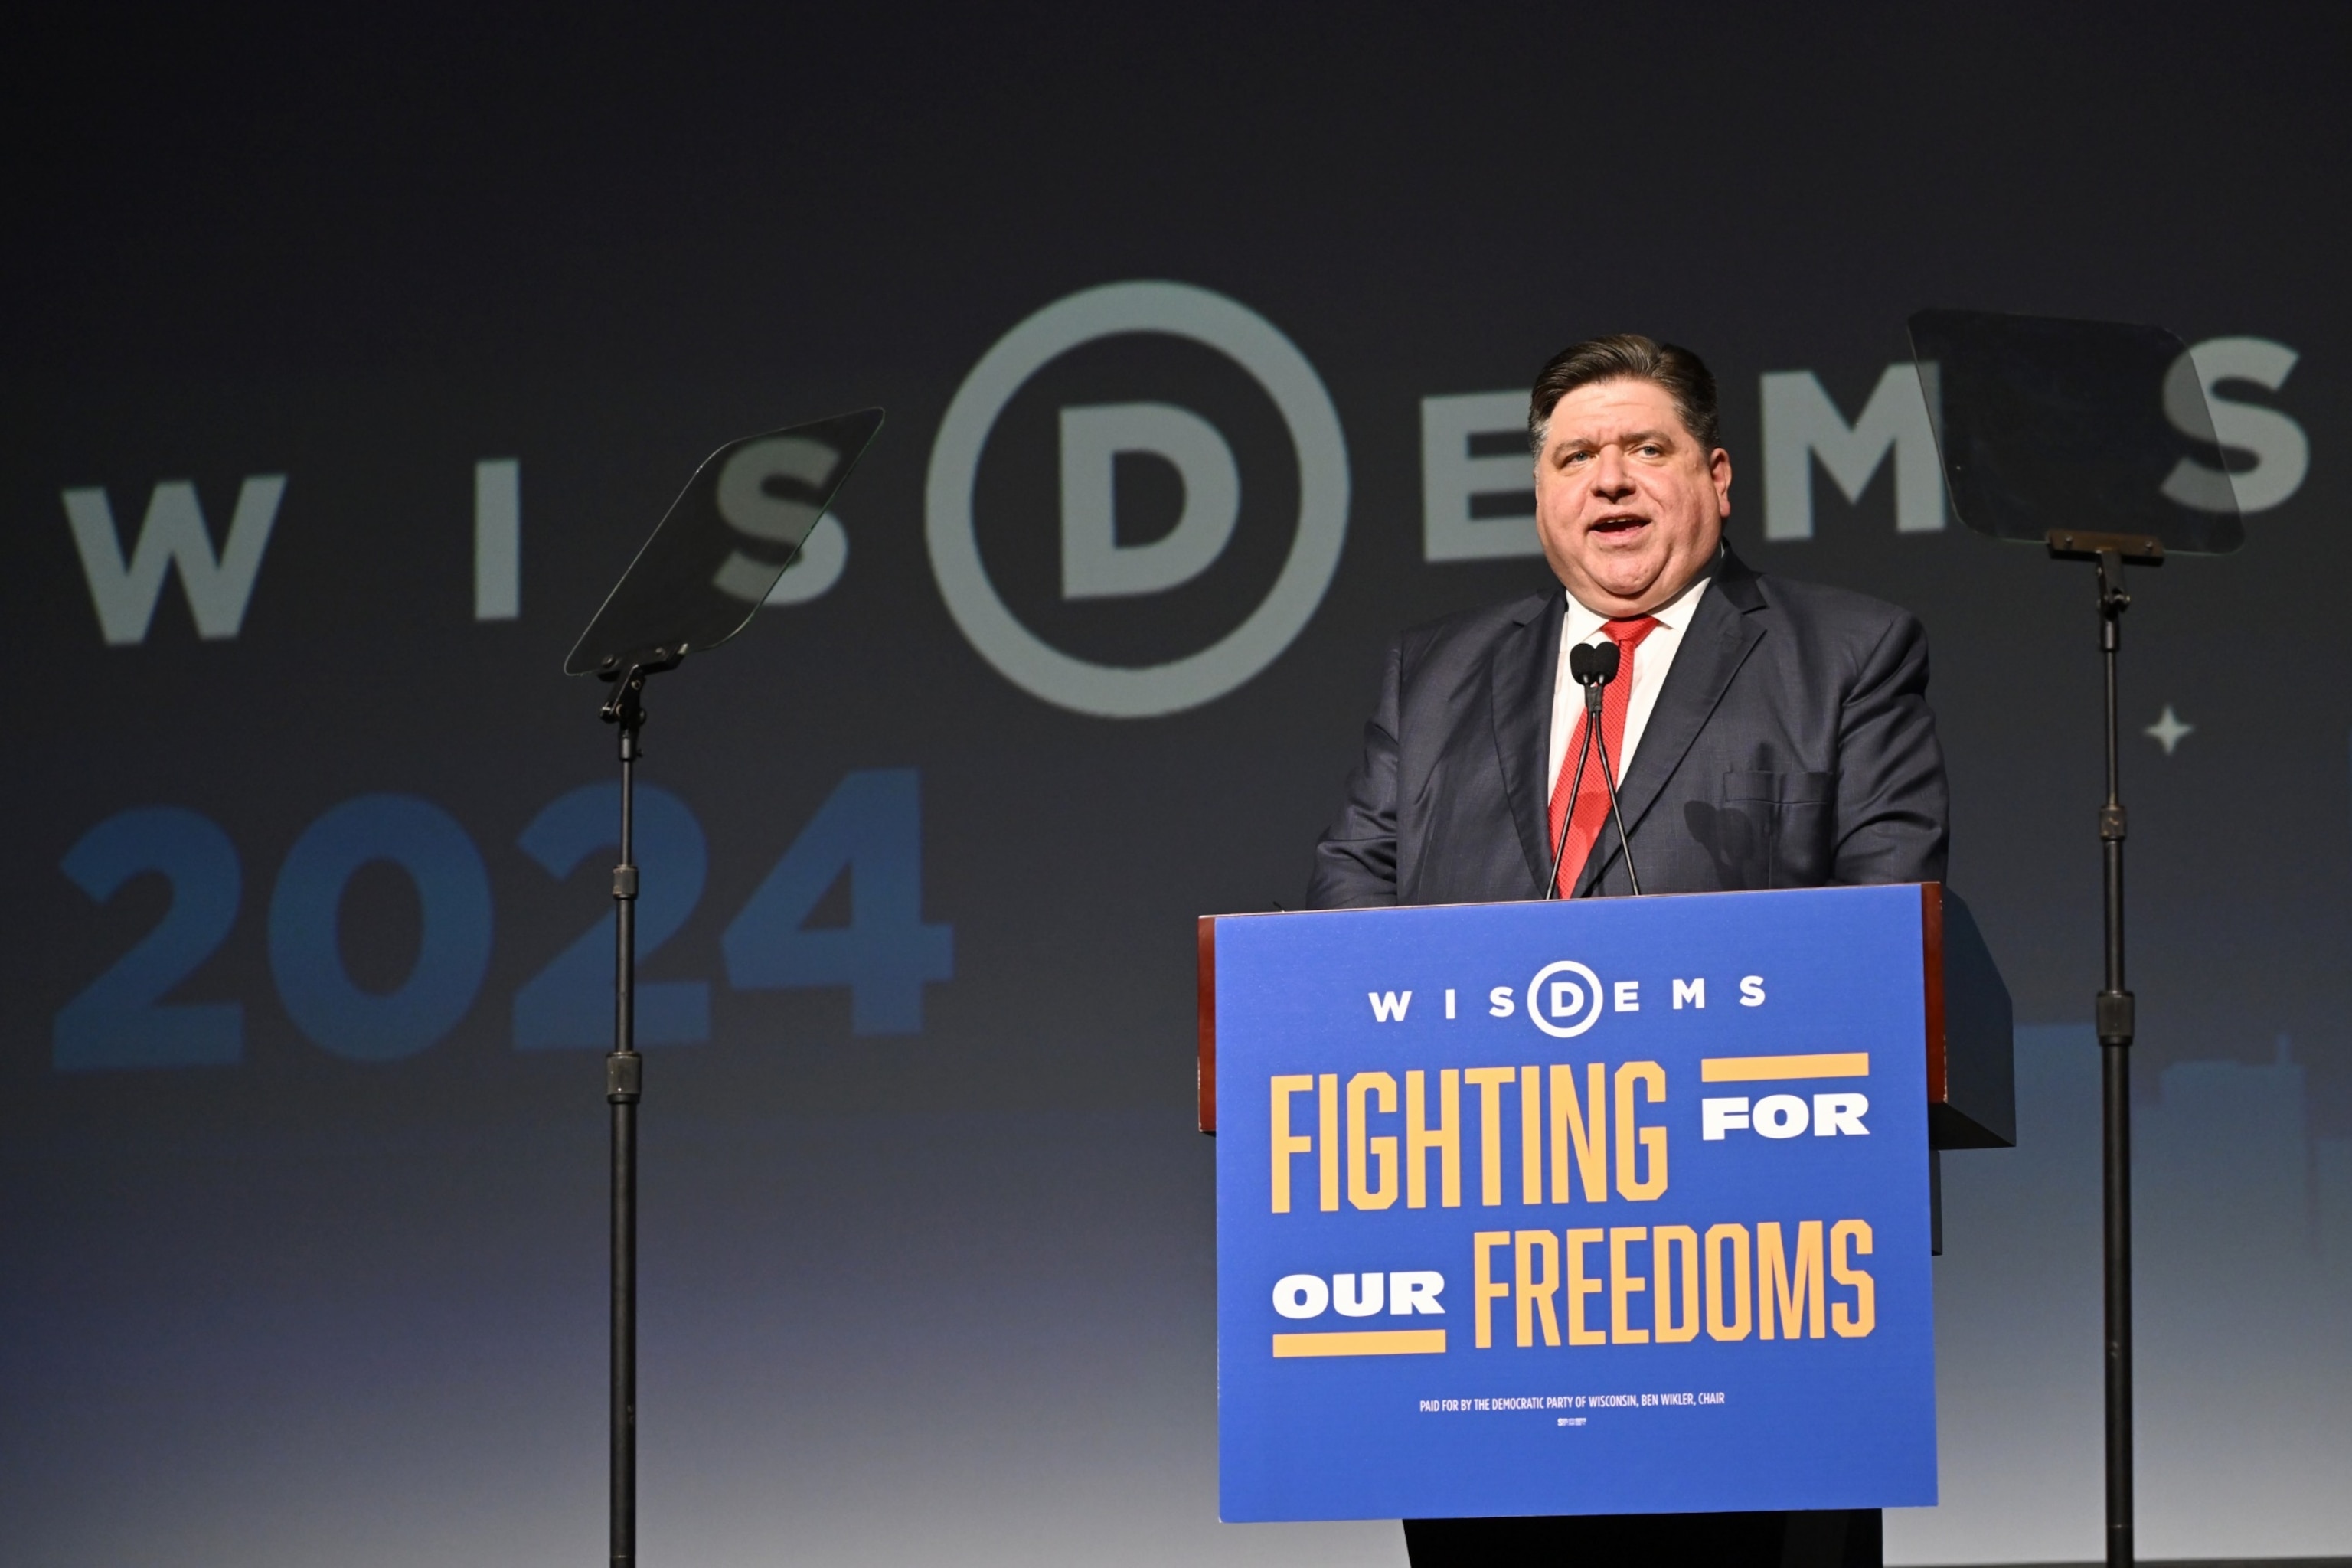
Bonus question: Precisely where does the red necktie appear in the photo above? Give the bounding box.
[1547,616,1661,897]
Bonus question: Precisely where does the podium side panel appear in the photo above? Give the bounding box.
[1198,916,1217,1134]
[1928,889,2016,1150]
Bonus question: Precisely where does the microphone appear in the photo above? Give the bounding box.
[1543,639,1645,898]
[1544,643,1609,898]
[1574,639,1619,691]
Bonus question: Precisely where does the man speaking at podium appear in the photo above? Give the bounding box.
[1307,335,1948,1563]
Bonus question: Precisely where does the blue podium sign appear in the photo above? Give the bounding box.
[1210,887,1936,1521]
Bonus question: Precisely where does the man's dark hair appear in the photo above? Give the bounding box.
[1527,334,1720,456]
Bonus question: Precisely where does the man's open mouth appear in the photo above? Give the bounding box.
[1590,514,1650,535]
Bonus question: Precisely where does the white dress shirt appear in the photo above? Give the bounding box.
[1544,567,1714,792]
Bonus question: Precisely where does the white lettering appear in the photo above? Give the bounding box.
[1673,977,1705,1010]
[926,280,1350,720]
[2161,337,2309,514]
[1740,975,1766,1008]
[1333,1272,1385,1317]
[1753,1093,1809,1138]
[473,459,520,620]
[1613,980,1640,1012]
[1813,1091,1870,1136]
[1761,365,1942,540]
[714,434,835,602]
[1445,988,1457,1020]
[1419,391,1539,560]
[63,475,286,645]
[1369,990,1413,1022]
[1272,1274,1329,1318]
[1390,1270,1446,1315]
[763,512,849,606]
[1702,1096,1751,1141]
[1059,402,1240,598]
[1488,985,1516,1018]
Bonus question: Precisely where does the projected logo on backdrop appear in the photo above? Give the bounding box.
[926,280,1349,718]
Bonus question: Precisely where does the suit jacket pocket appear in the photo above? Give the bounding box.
[1721,770,1838,884]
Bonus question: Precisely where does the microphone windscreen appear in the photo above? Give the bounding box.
[1569,642,1599,681]
[1592,640,1622,681]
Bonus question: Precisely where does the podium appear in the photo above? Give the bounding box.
[1197,884,2011,1523]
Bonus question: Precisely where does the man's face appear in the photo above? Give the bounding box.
[1533,377,1731,616]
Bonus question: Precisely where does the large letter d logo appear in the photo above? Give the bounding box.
[926,280,1349,719]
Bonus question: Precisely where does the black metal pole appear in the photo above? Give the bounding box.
[1589,724,1642,897]
[1544,684,1600,899]
[2093,549,2135,1568]
[605,679,648,1568]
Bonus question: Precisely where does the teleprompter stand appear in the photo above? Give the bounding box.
[594,648,675,1564]
[1909,310,2244,1568]
[564,407,883,1565]
[2048,526,2158,1568]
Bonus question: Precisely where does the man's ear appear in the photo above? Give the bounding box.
[1710,446,1733,518]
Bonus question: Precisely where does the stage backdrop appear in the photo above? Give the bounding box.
[4,7,2348,1565]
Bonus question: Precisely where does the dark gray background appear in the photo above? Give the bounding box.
[4,5,2347,1563]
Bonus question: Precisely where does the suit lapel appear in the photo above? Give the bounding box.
[1576,553,1767,894]
[1490,590,1563,896]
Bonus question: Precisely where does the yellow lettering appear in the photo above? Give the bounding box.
[1614,1060,1668,1200]
[1652,1223,1700,1343]
[1347,1071,1398,1210]
[1465,1066,1514,1206]
[1406,1068,1462,1209]
[1474,1230,1511,1349]
[1565,1227,1606,1345]
[1549,1062,1608,1203]
[1831,1219,1876,1338]
[1758,1220,1826,1340]
[1705,1223,1752,1341]
[1518,1065,1543,1204]
[1514,1230,1563,1348]
[1609,1227,1649,1344]
[1317,1073,1339,1212]
[1269,1075,1312,1214]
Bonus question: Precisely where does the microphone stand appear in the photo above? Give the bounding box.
[1544,641,1644,898]
[1544,666,1601,899]
[1589,695,1642,897]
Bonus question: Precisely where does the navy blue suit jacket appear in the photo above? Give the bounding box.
[1307,550,1948,906]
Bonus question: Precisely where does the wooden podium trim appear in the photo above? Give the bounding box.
[1922,884,2017,1149]
[1922,882,1949,1109]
